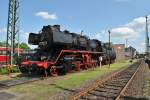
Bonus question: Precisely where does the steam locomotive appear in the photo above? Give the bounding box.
[19,25,116,76]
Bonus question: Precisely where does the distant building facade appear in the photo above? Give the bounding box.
[125,46,137,59]
[113,44,125,61]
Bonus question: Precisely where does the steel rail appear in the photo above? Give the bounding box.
[0,76,42,89]
[115,60,143,100]
[69,61,141,100]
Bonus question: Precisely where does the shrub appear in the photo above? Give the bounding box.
[0,66,20,74]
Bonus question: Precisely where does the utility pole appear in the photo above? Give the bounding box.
[6,0,20,66]
[108,30,111,68]
[81,30,84,36]
[145,16,149,56]
[126,38,128,48]
[17,32,20,57]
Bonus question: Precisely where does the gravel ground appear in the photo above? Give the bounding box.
[122,61,150,100]
[143,66,150,99]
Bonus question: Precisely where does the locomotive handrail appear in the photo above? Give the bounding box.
[53,50,104,65]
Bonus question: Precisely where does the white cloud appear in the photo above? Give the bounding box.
[0,28,7,33]
[94,15,150,52]
[136,42,146,53]
[0,28,36,48]
[19,31,37,49]
[95,16,150,40]
[35,11,57,20]
[94,30,107,41]
[19,32,27,43]
[0,28,7,41]
[126,17,146,32]
[111,27,138,38]
[140,42,145,47]
[108,16,149,39]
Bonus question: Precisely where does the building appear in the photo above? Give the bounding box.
[0,47,24,65]
[113,44,125,61]
[125,46,137,59]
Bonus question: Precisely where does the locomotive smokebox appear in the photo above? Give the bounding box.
[28,33,40,45]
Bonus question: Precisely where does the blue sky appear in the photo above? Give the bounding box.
[0,0,150,52]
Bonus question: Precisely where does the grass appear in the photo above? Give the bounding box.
[0,66,20,81]
[0,74,11,81]
[8,60,133,100]
[54,60,131,89]
[0,66,20,75]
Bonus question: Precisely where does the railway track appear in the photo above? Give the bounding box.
[69,60,143,100]
[0,76,42,89]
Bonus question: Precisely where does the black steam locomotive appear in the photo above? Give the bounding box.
[19,25,116,76]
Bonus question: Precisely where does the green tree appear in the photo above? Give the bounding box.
[19,42,30,50]
[0,41,7,47]
[0,42,30,50]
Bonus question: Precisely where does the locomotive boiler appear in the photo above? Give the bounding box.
[19,25,116,76]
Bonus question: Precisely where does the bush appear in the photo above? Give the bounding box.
[0,66,20,74]
[0,67,9,74]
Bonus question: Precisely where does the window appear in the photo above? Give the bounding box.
[0,51,2,55]
[3,51,7,55]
